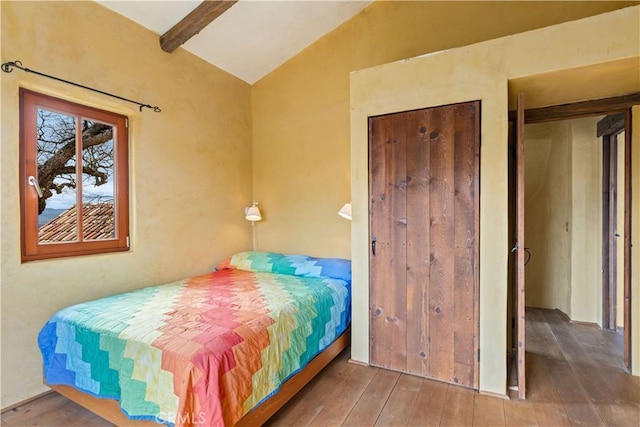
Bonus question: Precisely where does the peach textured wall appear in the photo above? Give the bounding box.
[524,117,604,325]
[1,1,252,408]
[570,117,604,324]
[524,121,573,317]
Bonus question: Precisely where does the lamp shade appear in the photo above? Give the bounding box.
[245,203,262,221]
[338,202,352,220]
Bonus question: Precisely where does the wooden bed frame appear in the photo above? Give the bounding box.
[49,328,350,426]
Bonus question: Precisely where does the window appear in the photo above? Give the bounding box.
[20,89,129,262]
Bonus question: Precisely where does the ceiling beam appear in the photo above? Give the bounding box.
[508,92,640,124]
[160,0,238,53]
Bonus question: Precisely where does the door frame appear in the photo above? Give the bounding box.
[507,92,638,394]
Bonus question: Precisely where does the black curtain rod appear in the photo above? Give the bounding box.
[1,60,161,112]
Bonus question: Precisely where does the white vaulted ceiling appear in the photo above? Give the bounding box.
[97,0,372,84]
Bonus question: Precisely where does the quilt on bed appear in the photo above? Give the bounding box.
[37,252,351,426]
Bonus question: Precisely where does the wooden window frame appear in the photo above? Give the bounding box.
[19,89,129,262]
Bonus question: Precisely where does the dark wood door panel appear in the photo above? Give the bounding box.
[427,104,457,383]
[369,114,408,372]
[405,109,431,377]
[369,101,480,389]
[515,93,526,399]
[452,102,480,387]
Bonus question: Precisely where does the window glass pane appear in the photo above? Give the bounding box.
[81,119,116,240]
[37,107,78,243]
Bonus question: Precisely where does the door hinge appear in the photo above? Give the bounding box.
[125,118,129,128]
[478,348,480,362]
[126,236,130,248]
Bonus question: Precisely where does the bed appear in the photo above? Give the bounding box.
[37,251,351,426]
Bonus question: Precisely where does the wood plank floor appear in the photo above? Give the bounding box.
[3,307,638,426]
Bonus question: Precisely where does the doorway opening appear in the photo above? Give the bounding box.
[507,94,637,399]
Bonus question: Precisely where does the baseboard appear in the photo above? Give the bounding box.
[552,308,571,322]
[347,358,369,367]
[479,389,510,400]
[528,306,601,327]
[569,319,599,327]
[1,389,53,413]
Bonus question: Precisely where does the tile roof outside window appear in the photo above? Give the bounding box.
[39,203,115,242]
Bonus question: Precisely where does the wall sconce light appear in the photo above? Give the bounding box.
[245,202,262,221]
[338,202,352,220]
[245,201,262,251]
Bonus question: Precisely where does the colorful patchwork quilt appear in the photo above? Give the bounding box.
[38,252,351,426]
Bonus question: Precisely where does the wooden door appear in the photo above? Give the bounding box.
[369,101,480,389]
[601,124,619,331]
[514,93,526,399]
[622,109,632,371]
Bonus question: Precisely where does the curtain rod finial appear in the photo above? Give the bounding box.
[1,60,22,73]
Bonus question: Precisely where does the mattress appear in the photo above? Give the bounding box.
[37,251,351,426]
